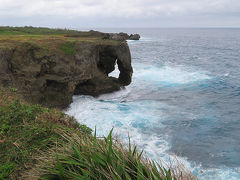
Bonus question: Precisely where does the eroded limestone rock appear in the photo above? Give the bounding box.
[0,41,133,108]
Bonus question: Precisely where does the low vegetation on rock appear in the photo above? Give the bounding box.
[0,26,102,37]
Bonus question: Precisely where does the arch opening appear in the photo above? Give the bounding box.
[109,62,120,78]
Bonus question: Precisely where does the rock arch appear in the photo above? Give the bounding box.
[97,42,133,85]
[0,41,133,108]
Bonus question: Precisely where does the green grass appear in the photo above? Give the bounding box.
[0,163,15,179]
[36,129,182,180]
[60,41,77,55]
[0,97,91,179]
[0,26,82,36]
[0,88,196,180]
[0,27,120,50]
[0,26,104,37]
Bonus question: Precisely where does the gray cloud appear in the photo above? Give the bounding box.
[0,0,240,27]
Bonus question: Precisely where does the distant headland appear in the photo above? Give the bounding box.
[0,26,140,108]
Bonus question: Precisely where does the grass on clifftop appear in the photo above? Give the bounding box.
[0,87,196,180]
[0,26,120,50]
[0,26,88,36]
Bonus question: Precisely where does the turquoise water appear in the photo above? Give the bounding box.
[66,28,240,179]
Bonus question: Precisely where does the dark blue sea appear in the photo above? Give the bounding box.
[66,28,240,179]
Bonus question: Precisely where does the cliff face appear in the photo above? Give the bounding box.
[0,40,132,108]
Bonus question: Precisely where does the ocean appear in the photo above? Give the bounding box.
[65,28,240,179]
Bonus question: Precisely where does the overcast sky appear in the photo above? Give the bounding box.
[0,0,240,28]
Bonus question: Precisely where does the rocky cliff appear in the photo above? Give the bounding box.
[0,37,133,108]
[108,32,141,41]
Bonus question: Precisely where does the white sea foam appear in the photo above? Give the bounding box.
[133,63,211,86]
[66,96,239,180]
[65,94,197,178]
[66,96,166,136]
[65,63,239,180]
[66,96,172,165]
[223,73,230,77]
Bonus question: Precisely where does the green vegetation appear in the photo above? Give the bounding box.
[0,26,119,50]
[0,88,92,179]
[0,26,84,36]
[38,130,181,180]
[0,87,196,179]
[0,163,15,179]
[61,41,77,55]
[9,87,18,92]
[0,26,105,38]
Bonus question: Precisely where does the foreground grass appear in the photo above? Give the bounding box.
[33,130,197,180]
[0,87,196,179]
[0,88,92,179]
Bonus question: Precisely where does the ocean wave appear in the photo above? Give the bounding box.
[133,63,212,87]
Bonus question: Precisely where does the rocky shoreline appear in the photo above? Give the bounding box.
[0,28,139,108]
